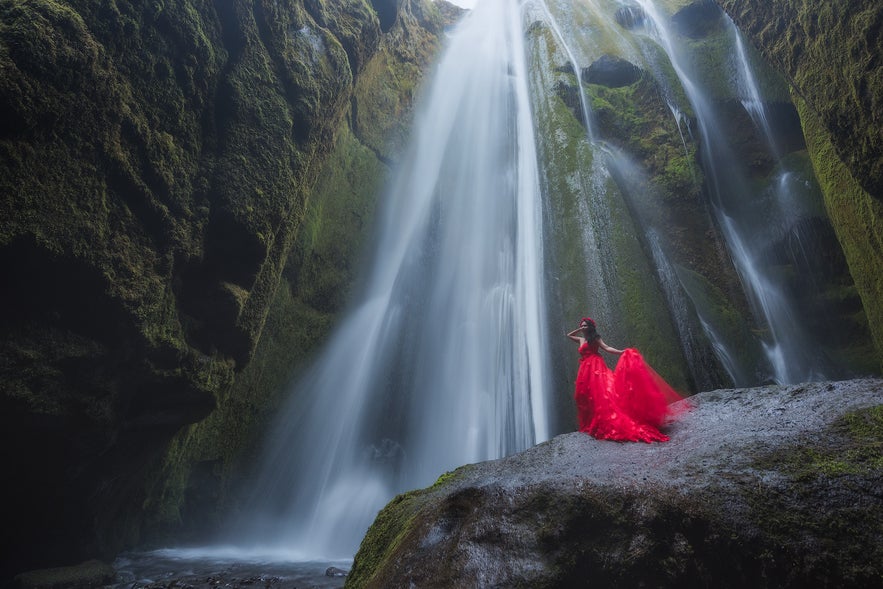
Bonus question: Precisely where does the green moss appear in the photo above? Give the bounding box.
[718,0,883,198]
[744,404,883,583]
[588,76,701,201]
[525,21,596,326]
[607,190,691,392]
[752,402,882,480]
[345,489,432,588]
[525,19,698,393]
[800,405,881,478]
[142,116,389,538]
[431,467,466,489]
[352,4,444,160]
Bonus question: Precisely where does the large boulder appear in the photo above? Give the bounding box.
[347,379,883,588]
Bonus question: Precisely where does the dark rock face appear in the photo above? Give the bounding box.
[713,0,883,369]
[672,0,724,39]
[347,379,883,588]
[0,0,449,580]
[714,0,883,202]
[13,559,116,589]
[584,54,642,88]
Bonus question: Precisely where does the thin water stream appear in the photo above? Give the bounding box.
[629,0,828,384]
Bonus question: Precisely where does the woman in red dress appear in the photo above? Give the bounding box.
[566,317,683,442]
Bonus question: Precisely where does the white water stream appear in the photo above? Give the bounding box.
[630,0,826,384]
[237,0,551,559]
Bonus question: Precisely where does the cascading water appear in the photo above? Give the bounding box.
[536,1,596,140]
[236,0,551,559]
[728,19,777,157]
[521,0,851,386]
[600,140,729,392]
[627,0,830,384]
[530,0,747,388]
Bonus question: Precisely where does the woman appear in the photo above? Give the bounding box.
[567,317,683,442]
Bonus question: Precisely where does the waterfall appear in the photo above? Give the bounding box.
[728,19,778,157]
[536,1,596,140]
[237,0,551,559]
[629,0,828,384]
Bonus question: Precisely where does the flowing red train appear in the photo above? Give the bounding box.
[574,344,685,442]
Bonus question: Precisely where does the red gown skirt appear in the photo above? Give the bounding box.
[574,344,683,443]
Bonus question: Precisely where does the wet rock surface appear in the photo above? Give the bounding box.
[347,379,883,588]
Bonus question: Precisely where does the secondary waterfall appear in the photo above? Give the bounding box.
[629,0,830,383]
[237,0,551,559]
[535,0,838,386]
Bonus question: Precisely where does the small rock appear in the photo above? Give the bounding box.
[325,566,349,577]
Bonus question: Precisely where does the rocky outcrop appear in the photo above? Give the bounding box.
[347,379,883,588]
[0,0,453,578]
[583,55,642,88]
[713,0,883,366]
[13,560,115,589]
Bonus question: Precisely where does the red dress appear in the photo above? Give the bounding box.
[574,342,683,443]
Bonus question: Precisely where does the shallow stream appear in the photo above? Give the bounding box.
[111,550,350,589]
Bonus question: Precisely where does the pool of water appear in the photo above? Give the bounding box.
[111,548,351,589]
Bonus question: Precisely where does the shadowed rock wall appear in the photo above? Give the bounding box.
[0,0,451,577]
[714,0,883,365]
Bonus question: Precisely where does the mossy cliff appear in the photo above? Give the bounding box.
[525,14,704,406]
[714,0,883,366]
[0,0,452,577]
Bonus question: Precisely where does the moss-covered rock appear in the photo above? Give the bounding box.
[13,559,116,589]
[0,0,451,577]
[541,0,877,384]
[525,17,700,406]
[528,6,769,393]
[794,96,883,371]
[347,379,883,588]
[715,0,883,201]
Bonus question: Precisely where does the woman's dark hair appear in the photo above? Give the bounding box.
[580,317,600,341]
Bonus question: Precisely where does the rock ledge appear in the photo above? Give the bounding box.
[347,379,883,588]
